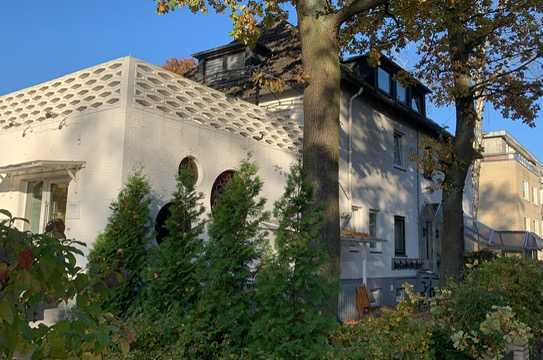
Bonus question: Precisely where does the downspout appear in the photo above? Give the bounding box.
[348,87,365,284]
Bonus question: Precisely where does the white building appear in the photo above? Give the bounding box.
[1,36,455,318]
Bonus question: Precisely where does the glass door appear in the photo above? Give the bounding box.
[24,181,44,233]
[24,179,69,233]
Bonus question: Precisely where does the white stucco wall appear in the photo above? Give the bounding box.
[0,106,127,261]
[121,105,296,226]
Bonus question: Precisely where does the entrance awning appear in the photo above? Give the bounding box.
[490,231,543,251]
[0,160,85,177]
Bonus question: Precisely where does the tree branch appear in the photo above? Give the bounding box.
[335,0,385,24]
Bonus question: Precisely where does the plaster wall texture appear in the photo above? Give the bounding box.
[0,106,127,261]
[479,159,542,232]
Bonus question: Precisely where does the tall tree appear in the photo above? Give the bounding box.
[155,0,388,315]
[389,0,542,279]
[183,161,269,358]
[87,171,152,316]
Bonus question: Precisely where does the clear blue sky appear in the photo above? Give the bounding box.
[1,1,541,160]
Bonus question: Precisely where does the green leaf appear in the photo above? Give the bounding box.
[0,298,14,324]
[0,209,12,219]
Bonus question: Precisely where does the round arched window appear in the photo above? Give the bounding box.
[210,170,236,211]
[178,156,199,187]
[155,203,173,244]
[155,202,191,244]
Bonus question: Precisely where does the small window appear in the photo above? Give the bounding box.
[396,82,407,104]
[394,216,406,256]
[525,217,531,232]
[351,206,363,233]
[211,170,236,211]
[178,156,198,187]
[377,67,391,94]
[533,187,538,205]
[393,132,404,168]
[369,209,380,251]
[226,53,244,71]
[522,180,530,200]
[411,93,422,113]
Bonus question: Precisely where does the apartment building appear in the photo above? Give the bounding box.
[478,130,543,237]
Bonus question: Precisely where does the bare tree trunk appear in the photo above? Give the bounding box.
[298,12,342,315]
[440,94,477,281]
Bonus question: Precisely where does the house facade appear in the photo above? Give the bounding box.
[1,24,458,320]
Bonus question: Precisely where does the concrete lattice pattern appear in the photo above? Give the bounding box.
[0,60,124,130]
[0,57,303,152]
[132,60,302,151]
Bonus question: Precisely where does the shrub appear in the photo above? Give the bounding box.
[182,161,269,358]
[463,256,543,338]
[248,163,336,359]
[0,209,131,359]
[330,284,432,359]
[430,256,543,358]
[87,171,152,317]
[141,169,205,317]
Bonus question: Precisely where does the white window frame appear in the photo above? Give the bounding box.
[369,209,382,253]
[522,180,530,201]
[534,187,539,205]
[23,176,70,233]
[393,131,405,169]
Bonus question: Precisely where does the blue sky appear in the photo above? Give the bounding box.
[1,1,541,160]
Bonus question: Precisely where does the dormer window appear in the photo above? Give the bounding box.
[396,82,407,104]
[226,53,244,71]
[377,67,391,94]
[411,93,423,113]
[203,52,246,83]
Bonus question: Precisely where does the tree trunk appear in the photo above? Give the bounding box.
[298,13,342,316]
[440,92,477,281]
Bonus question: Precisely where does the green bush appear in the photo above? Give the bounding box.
[181,161,269,358]
[87,171,152,317]
[0,209,131,359]
[141,169,205,317]
[430,256,542,358]
[248,163,336,359]
[330,285,432,359]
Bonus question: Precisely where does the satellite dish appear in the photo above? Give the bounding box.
[431,171,445,185]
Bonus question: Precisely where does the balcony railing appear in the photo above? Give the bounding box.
[392,257,424,270]
[484,152,541,176]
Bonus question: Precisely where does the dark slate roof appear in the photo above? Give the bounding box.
[188,20,447,137]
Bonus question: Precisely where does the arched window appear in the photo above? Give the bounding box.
[155,202,173,244]
[178,156,199,187]
[210,170,235,211]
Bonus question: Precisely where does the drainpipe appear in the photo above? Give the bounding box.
[348,88,365,285]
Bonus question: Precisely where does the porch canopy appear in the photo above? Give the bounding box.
[0,160,85,178]
[490,231,543,251]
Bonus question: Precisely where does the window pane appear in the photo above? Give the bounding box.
[49,183,68,224]
[226,53,244,70]
[369,210,378,249]
[377,67,391,94]
[25,181,43,233]
[397,83,407,103]
[394,133,403,166]
[411,94,422,112]
[394,216,406,256]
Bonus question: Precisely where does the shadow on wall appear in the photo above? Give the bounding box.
[479,181,524,231]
